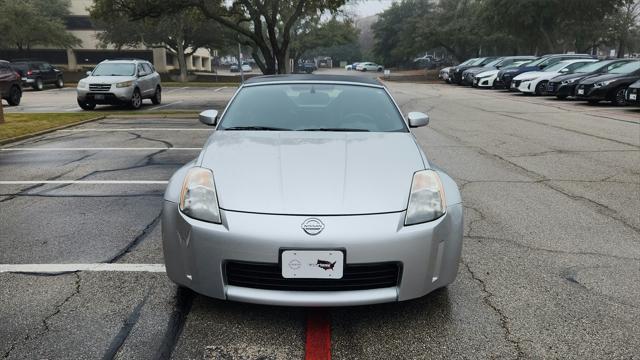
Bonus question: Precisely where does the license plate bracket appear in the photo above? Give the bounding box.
[281,250,344,279]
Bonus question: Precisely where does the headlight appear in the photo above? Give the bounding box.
[594,80,614,87]
[116,81,133,88]
[179,167,221,223]
[77,81,88,89]
[562,78,577,85]
[405,170,446,225]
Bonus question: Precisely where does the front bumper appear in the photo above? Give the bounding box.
[77,86,134,104]
[555,83,577,98]
[575,85,608,101]
[162,201,463,306]
[626,88,639,104]
[475,75,497,88]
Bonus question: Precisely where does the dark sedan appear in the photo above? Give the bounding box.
[546,59,635,99]
[626,80,640,106]
[575,61,640,105]
[462,56,536,86]
[450,57,497,85]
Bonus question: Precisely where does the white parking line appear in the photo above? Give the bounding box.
[58,128,212,132]
[214,87,227,92]
[0,147,200,151]
[0,180,168,185]
[0,263,166,273]
[148,100,184,111]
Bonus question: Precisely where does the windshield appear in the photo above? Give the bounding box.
[218,84,408,132]
[459,58,477,66]
[543,62,571,72]
[574,61,612,73]
[484,58,503,67]
[608,61,640,74]
[92,63,136,76]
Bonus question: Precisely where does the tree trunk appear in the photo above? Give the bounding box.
[176,42,188,82]
[0,100,4,124]
[617,35,626,58]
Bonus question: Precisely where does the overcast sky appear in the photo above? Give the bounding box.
[345,0,395,17]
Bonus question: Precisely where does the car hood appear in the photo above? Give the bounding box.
[551,72,591,83]
[477,69,499,77]
[629,80,640,89]
[579,73,639,85]
[83,75,136,84]
[467,66,495,75]
[514,71,548,81]
[200,131,426,215]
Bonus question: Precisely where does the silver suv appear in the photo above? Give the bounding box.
[77,59,161,110]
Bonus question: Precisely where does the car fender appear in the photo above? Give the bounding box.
[164,159,198,203]
[431,165,462,206]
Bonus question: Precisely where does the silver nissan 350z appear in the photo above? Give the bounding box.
[162,74,463,306]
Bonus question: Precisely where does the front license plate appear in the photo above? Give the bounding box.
[630,94,637,100]
[577,89,584,95]
[281,250,344,279]
[94,94,105,100]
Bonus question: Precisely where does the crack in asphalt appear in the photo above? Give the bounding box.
[126,131,174,148]
[0,168,76,204]
[154,287,195,360]
[2,272,81,359]
[462,260,524,359]
[428,126,640,236]
[559,267,640,310]
[106,212,162,263]
[101,293,150,360]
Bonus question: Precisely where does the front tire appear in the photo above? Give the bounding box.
[612,87,627,106]
[33,78,44,91]
[7,86,21,106]
[55,77,64,88]
[130,89,142,110]
[151,86,162,105]
[77,98,96,110]
[534,81,548,96]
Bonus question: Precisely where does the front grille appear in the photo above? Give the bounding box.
[226,261,401,291]
[513,80,522,88]
[89,84,112,91]
[547,82,558,93]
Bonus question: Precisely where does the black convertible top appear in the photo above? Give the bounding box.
[244,74,382,86]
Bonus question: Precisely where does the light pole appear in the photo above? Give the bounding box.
[238,43,244,84]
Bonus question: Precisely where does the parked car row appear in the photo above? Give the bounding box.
[439,54,640,106]
[345,62,385,72]
[0,59,68,106]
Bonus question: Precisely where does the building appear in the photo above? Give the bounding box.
[0,0,213,73]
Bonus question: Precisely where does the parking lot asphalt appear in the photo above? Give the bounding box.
[1,73,639,359]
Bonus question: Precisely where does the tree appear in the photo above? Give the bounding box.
[101,0,348,74]
[91,2,231,82]
[290,17,360,66]
[0,0,80,52]
[607,0,640,57]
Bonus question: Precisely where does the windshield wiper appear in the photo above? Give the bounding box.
[223,126,291,131]
[300,128,370,132]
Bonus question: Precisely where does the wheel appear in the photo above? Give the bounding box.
[7,85,21,106]
[362,68,367,72]
[77,98,96,110]
[33,78,44,91]
[151,86,162,105]
[612,87,627,106]
[130,88,142,109]
[55,77,64,88]
[377,67,383,72]
[534,81,547,96]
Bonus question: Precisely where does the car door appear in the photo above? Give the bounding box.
[0,63,10,97]
[142,63,156,95]
[146,63,160,89]
[136,64,151,96]
[39,63,55,83]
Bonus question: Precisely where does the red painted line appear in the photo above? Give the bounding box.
[305,309,331,360]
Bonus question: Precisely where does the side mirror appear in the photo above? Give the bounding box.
[199,110,219,126]
[560,68,569,73]
[86,71,92,76]
[407,112,429,128]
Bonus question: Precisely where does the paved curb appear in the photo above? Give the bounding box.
[0,116,106,146]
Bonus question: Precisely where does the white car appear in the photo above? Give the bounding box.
[512,59,598,95]
[439,67,451,82]
[474,61,532,88]
[356,62,384,72]
[345,62,360,71]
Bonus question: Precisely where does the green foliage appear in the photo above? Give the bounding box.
[373,0,638,66]
[0,0,80,50]
[291,17,361,63]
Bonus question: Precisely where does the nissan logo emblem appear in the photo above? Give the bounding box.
[301,218,324,235]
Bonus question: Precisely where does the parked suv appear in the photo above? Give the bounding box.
[76,59,162,110]
[0,60,22,106]
[11,60,64,91]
